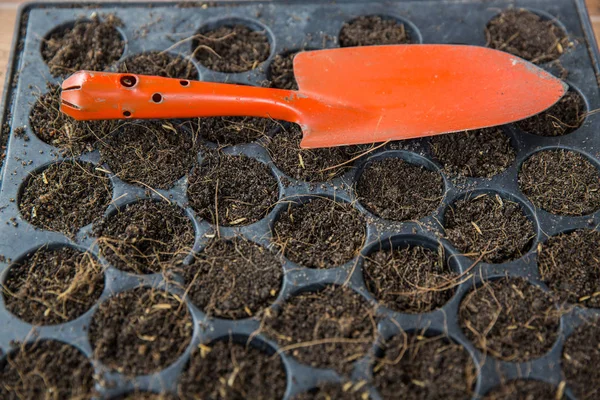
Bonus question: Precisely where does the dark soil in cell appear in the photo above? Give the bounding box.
[486,9,569,63]
[562,318,600,400]
[356,157,444,221]
[269,51,299,90]
[185,116,280,147]
[192,24,270,73]
[116,51,198,79]
[93,200,195,274]
[182,237,283,319]
[516,90,585,136]
[0,340,95,399]
[519,150,600,216]
[459,277,560,362]
[339,15,413,47]
[538,230,600,308]
[444,194,535,263]
[485,380,565,400]
[187,151,279,226]
[430,127,515,178]
[89,288,193,376]
[19,161,111,236]
[41,14,125,76]
[121,393,177,400]
[373,333,476,400]
[178,339,287,400]
[292,382,370,400]
[362,244,458,313]
[262,285,377,375]
[273,197,366,269]
[3,247,104,325]
[98,120,199,189]
[30,85,116,154]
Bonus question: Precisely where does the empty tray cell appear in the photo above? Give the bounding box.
[373,332,476,399]
[181,237,283,319]
[89,287,193,376]
[187,116,280,147]
[484,380,565,400]
[19,161,112,236]
[116,51,199,80]
[93,199,195,274]
[429,127,516,178]
[516,89,586,136]
[339,15,418,47]
[187,151,279,226]
[459,277,560,362]
[292,382,370,400]
[178,338,287,399]
[562,317,600,399]
[3,246,104,325]
[273,197,366,269]
[443,193,535,263]
[519,149,600,216]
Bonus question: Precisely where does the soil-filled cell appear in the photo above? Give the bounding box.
[339,15,415,47]
[562,319,600,400]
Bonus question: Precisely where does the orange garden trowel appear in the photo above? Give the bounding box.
[60,44,567,148]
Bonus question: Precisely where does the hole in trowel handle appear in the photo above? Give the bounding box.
[151,93,163,103]
[120,75,137,88]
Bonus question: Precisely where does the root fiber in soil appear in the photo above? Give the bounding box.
[485,380,565,400]
[486,9,569,63]
[262,285,377,375]
[186,116,280,147]
[519,150,600,216]
[269,51,299,90]
[116,51,199,80]
[562,318,600,400]
[19,161,112,236]
[429,127,516,178]
[373,333,476,400]
[182,237,283,319]
[178,339,287,400]
[192,24,270,73]
[356,157,444,221]
[339,15,414,47]
[89,288,193,376]
[42,14,125,76]
[459,277,560,362]
[538,229,600,308]
[516,90,585,136]
[98,120,199,189]
[273,197,366,269]
[0,341,95,399]
[444,194,535,263]
[3,247,104,325]
[362,244,457,313]
[93,200,195,274]
[187,151,279,226]
[292,382,370,400]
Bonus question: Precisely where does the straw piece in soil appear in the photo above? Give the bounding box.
[266,123,357,182]
[273,197,366,269]
[339,15,413,47]
[444,194,534,263]
[538,230,600,308]
[192,24,270,73]
[362,244,457,313]
[93,200,195,274]
[269,51,299,90]
[182,237,283,319]
[98,120,199,189]
[0,341,95,399]
[41,14,125,76]
[430,127,515,178]
[486,9,569,63]
[184,116,280,147]
[356,157,444,221]
[292,382,370,400]
[121,393,177,400]
[30,85,116,154]
[562,318,600,400]
[516,90,585,136]
[485,380,565,400]
[519,150,600,216]
[262,285,377,375]
[116,51,198,79]
[178,339,287,400]
[19,161,111,236]
[89,288,192,376]
[373,333,476,399]
[187,151,279,226]
[459,277,560,362]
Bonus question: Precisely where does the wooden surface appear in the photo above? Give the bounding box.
[0,0,600,95]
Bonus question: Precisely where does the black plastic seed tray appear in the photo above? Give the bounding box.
[1,0,600,399]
